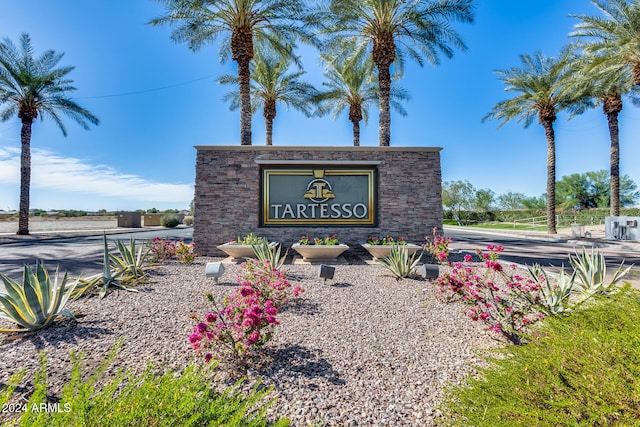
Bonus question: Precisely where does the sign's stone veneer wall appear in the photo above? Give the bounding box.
[194,146,443,256]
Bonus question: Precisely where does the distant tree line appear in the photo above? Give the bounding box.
[443,170,640,225]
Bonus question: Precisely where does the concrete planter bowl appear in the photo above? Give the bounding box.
[291,243,349,263]
[361,243,422,260]
[217,242,277,261]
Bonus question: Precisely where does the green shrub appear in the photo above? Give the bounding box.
[0,339,289,427]
[440,287,640,427]
[160,214,180,228]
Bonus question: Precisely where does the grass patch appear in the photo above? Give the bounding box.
[469,222,550,231]
[1,339,288,427]
[440,286,640,427]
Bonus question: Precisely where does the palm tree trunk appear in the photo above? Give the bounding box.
[238,58,252,146]
[17,118,33,235]
[377,64,391,146]
[542,120,557,234]
[265,117,273,146]
[232,27,254,146]
[264,101,276,146]
[352,120,360,146]
[604,96,622,216]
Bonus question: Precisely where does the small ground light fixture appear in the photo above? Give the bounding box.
[318,264,335,284]
[418,263,439,279]
[205,262,225,284]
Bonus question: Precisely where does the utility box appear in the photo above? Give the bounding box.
[117,211,141,228]
[143,213,163,226]
[605,216,640,241]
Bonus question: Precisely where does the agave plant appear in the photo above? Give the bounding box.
[378,244,422,280]
[0,262,78,332]
[111,236,150,283]
[527,249,632,315]
[527,264,575,316]
[73,234,140,299]
[569,247,631,303]
[252,241,288,270]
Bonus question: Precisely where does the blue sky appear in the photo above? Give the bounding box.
[1,0,639,211]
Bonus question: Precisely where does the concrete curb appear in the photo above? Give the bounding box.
[0,226,176,245]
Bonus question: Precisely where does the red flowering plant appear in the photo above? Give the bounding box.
[299,234,339,245]
[366,235,407,245]
[238,259,303,307]
[299,235,311,245]
[189,259,303,367]
[424,227,452,264]
[189,286,280,366]
[175,240,196,264]
[149,237,176,262]
[150,237,196,263]
[435,244,545,345]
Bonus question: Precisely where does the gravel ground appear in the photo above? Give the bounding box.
[0,258,499,426]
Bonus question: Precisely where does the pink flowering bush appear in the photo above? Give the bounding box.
[175,240,196,264]
[436,244,545,345]
[238,259,303,307]
[150,237,196,264]
[189,287,279,364]
[424,227,452,263]
[190,260,303,367]
[150,237,176,261]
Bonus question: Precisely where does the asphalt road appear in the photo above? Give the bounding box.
[0,227,192,281]
[445,227,640,282]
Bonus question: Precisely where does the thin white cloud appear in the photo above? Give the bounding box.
[0,147,193,203]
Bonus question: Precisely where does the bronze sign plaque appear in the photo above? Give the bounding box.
[261,167,376,226]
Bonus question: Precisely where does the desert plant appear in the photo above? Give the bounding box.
[0,339,289,426]
[570,247,631,300]
[378,244,422,280]
[160,214,180,228]
[252,241,287,269]
[110,236,150,283]
[74,235,138,299]
[527,264,574,316]
[0,262,78,332]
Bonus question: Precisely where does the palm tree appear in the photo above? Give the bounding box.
[483,50,591,234]
[315,0,474,146]
[218,48,317,145]
[0,34,99,235]
[150,0,312,146]
[570,0,640,215]
[571,0,640,85]
[314,53,408,146]
[563,51,640,216]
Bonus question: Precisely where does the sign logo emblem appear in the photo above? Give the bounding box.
[303,170,335,204]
